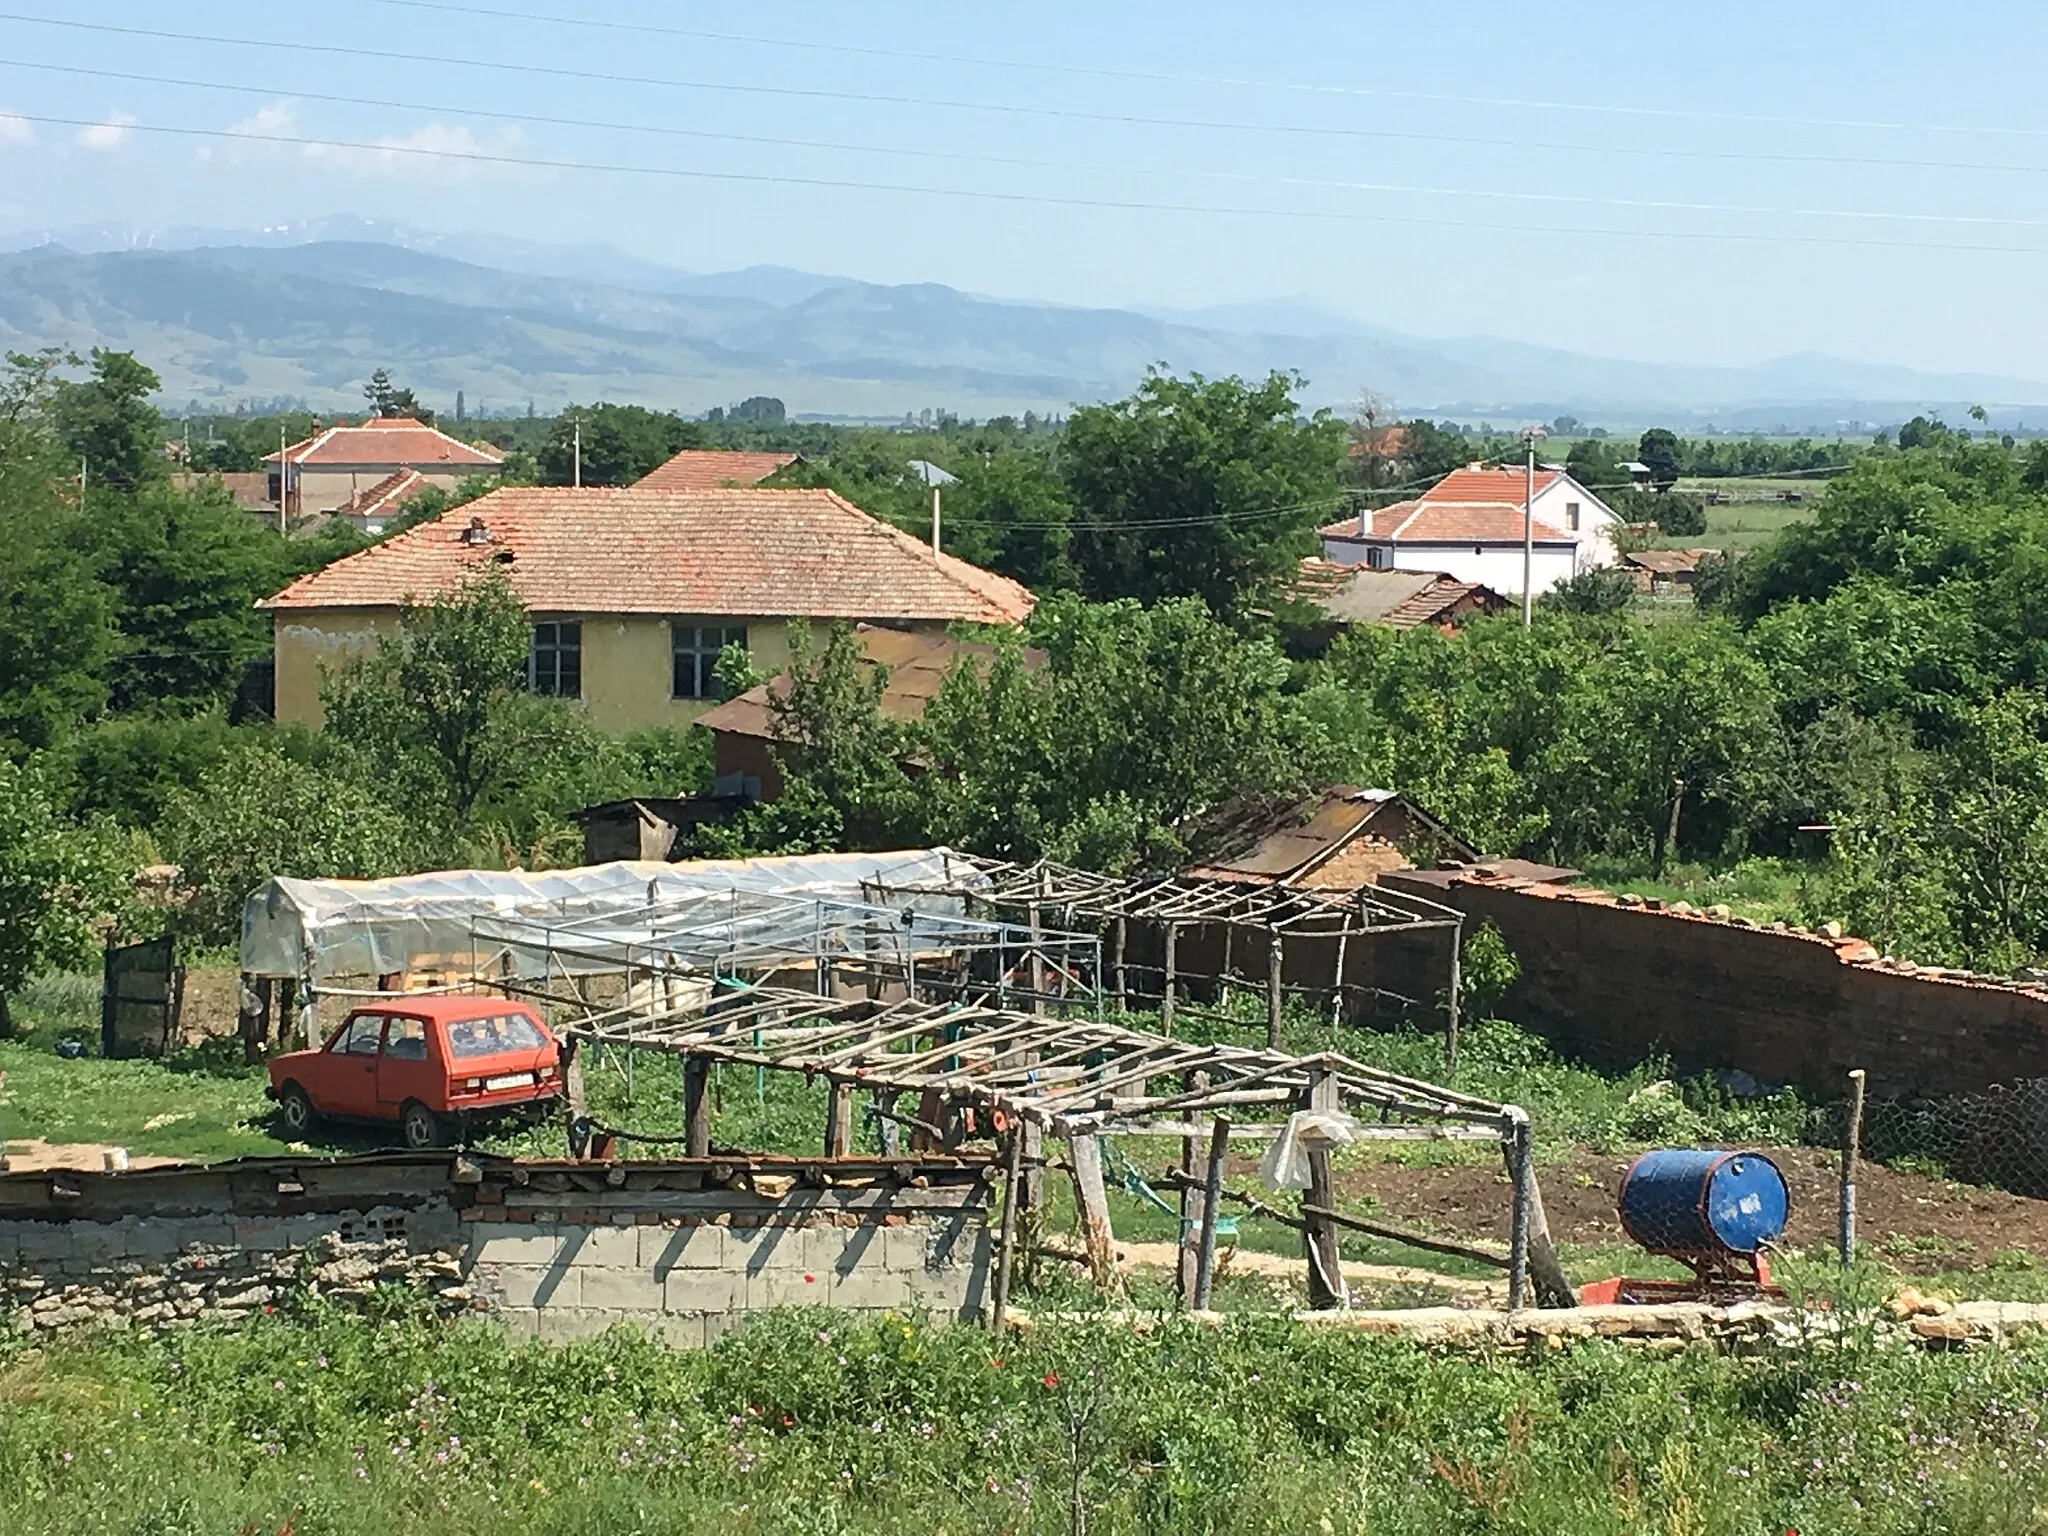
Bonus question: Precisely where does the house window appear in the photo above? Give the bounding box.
[1566,501,1582,531]
[672,620,749,700]
[1365,545,1392,570]
[529,621,582,698]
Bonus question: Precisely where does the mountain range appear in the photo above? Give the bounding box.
[3,215,2043,425]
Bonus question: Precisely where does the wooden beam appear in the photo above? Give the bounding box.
[1067,1133,1117,1290]
[1303,1064,1345,1311]
[683,1055,711,1158]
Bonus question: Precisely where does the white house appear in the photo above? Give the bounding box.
[1320,463,1623,597]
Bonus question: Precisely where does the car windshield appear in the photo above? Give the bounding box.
[443,1012,548,1059]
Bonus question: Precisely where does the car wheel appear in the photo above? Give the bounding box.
[400,1100,443,1150]
[277,1082,317,1136]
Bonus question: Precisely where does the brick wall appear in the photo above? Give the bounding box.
[1385,874,2048,1098]
[1,1153,993,1342]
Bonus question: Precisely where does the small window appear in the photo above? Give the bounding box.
[335,1014,386,1056]
[1473,545,1484,557]
[384,1017,429,1061]
[1365,546,1392,570]
[1566,501,1582,531]
[672,620,749,700]
[530,620,581,698]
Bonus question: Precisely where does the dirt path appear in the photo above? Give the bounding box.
[0,1139,187,1173]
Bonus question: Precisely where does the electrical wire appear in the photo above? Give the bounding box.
[357,0,2048,145]
[10,57,2048,229]
[13,112,2048,258]
[9,9,2048,174]
[15,53,2048,183]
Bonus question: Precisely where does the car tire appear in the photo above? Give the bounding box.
[400,1100,443,1150]
[277,1082,317,1136]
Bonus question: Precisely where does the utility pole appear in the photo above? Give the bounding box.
[278,423,288,534]
[930,482,941,554]
[1519,426,1546,627]
[572,416,582,488]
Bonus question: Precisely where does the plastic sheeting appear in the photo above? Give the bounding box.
[239,849,974,983]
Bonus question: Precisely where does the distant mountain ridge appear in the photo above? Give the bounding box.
[2,218,2043,423]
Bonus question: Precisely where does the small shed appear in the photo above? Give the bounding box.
[571,795,752,865]
[1187,787,1482,890]
[1622,548,1715,595]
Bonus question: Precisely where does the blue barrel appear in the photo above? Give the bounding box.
[1619,1149,1789,1258]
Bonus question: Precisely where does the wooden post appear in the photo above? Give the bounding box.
[991,1127,1025,1332]
[1302,1063,1344,1310]
[1506,1111,1533,1310]
[1176,1072,1210,1304]
[1193,1116,1229,1311]
[874,1089,901,1157]
[1265,930,1284,1050]
[238,973,262,1065]
[1445,917,1463,1076]
[1067,1134,1117,1289]
[1328,931,1348,1025]
[278,977,300,1050]
[1161,922,1178,1036]
[1028,899,1045,1016]
[1111,916,1128,1009]
[563,1036,587,1125]
[684,1055,711,1157]
[1840,1068,1867,1267]
[256,976,274,1054]
[825,1081,855,1157]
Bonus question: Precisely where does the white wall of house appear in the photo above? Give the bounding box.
[1525,477,1622,567]
[1374,540,1583,596]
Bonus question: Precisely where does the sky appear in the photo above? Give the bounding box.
[1,1,2046,378]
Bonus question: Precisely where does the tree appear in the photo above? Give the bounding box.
[764,622,920,850]
[1539,567,1637,616]
[729,396,786,424]
[1344,390,1399,491]
[1396,419,1472,483]
[52,349,164,492]
[539,403,703,486]
[163,742,414,943]
[0,755,136,1034]
[363,368,430,423]
[1653,491,1707,537]
[1636,428,1682,490]
[0,427,116,754]
[320,570,538,831]
[1564,436,1621,490]
[73,479,302,715]
[944,452,1076,592]
[1060,370,1346,618]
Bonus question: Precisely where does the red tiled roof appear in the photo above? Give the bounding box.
[1421,465,1564,504]
[634,449,800,490]
[342,468,428,517]
[1320,500,1568,544]
[268,417,503,469]
[259,486,1035,624]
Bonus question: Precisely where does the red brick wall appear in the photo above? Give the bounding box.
[1382,876,2048,1098]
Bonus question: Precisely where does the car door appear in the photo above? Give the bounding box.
[375,1013,439,1121]
[321,1012,387,1118]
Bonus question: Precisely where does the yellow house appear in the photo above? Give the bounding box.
[258,485,1036,734]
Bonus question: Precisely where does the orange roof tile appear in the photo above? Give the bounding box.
[259,486,1035,625]
[268,417,503,470]
[342,468,428,517]
[1377,503,1571,543]
[1421,465,1564,504]
[634,449,800,490]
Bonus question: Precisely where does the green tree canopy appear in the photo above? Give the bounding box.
[1060,370,1346,618]
[0,755,136,1032]
[53,349,165,492]
[1636,428,1682,490]
[538,403,704,486]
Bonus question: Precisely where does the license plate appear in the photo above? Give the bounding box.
[485,1073,535,1091]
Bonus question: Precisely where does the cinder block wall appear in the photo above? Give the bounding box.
[1,1155,993,1343]
[1387,876,2048,1097]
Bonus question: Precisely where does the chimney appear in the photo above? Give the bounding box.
[459,515,491,546]
[1467,460,1483,472]
[1356,504,1371,537]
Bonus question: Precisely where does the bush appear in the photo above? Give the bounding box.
[1539,567,1636,615]
[1654,491,1708,536]
[162,743,417,942]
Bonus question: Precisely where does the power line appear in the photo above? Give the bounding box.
[13,112,2048,258]
[356,0,2048,145]
[12,58,2048,229]
[10,9,2048,183]
[20,54,2048,182]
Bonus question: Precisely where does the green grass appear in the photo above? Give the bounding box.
[1571,855,1820,927]
[9,1299,2048,1534]
[1652,478,1821,551]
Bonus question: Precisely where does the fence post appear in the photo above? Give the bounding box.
[1266,930,1284,1050]
[1193,1116,1229,1311]
[684,1055,711,1157]
[1161,922,1178,1036]
[1177,1071,1210,1305]
[991,1126,1025,1332]
[1302,1062,1345,1311]
[1840,1068,1867,1268]
[1506,1108,1533,1310]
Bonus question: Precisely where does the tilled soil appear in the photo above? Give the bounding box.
[1336,1144,2048,1270]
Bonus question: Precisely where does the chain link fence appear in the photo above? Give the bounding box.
[1824,1079,2048,1200]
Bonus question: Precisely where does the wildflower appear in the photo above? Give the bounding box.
[1042,1372,1060,1389]
[990,1357,1003,1369]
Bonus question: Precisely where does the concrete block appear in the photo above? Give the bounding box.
[749,1270,831,1310]
[663,1270,745,1314]
[882,1223,934,1273]
[232,1220,290,1253]
[575,1267,665,1313]
[474,1263,577,1309]
[644,1312,708,1348]
[534,1308,618,1343]
[728,1223,807,1273]
[827,1268,925,1312]
[466,1225,569,1266]
[495,1308,541,1341]
[641,1224,726,1272]
[562,1225,640,1269]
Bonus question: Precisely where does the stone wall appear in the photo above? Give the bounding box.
[1385,872,2048,1097]
[0,1153,994,1342]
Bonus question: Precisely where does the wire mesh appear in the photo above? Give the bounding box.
[1833,1080,2048,1199]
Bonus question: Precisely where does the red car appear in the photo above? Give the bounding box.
[268,996,563,1149]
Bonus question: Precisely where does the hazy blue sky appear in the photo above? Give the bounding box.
[2,2,2045,376]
